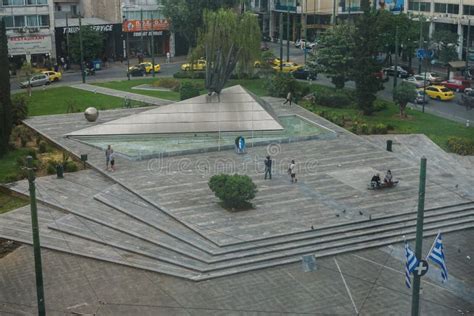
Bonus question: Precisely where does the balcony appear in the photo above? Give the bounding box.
[274,4,297,12]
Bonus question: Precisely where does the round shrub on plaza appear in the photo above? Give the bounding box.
[208,174,257,210]
[446,137,474,155]
[312,90,352,108]
[180,82,200,100]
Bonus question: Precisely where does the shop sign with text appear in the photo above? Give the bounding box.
[122,19,169,32]
[8,35,52,56]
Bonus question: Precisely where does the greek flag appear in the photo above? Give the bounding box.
[427,232,448,282]
[405,242,419,288]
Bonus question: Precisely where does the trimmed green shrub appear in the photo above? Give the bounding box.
[10,125,34,147]
[152,78,181,91]
[370,123,388,134]
[208,174,257,210]
[38,141,48,153]
[173,71,206,79]
[446,137,474,155]
[11,94,29,125]
[64,160,79,172]
[373,99,389,112]
[180,82,200,100]
[358,123,369,135]
[313,91,352,108]
[267,73,310,102]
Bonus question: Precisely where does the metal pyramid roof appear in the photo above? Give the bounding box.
[68,85,283,136]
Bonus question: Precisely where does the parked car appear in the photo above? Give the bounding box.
[181,59,206,71]
[140,62,161,74]
[414,89,429,104]
[383,65,410,78]
[295,39,306,48]
[42,70,62,82]
[403,75,428,88]
[19,73,50,88]
[273,62,299,73]
[424,85,455,101]
[291,66,317,80]
[128,64,146,77]
[373,69,389,82]
[419,72,444,84]
[440,79,471,92]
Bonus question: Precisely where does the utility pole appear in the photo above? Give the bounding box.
[303,0,308,64]
[418,12,423,74]
[466,18,471,79]
[124,18,130,81]
[27,156,46,316]
[286,6,290,62]
[411,157,427,316]
[279,12,283,71]
[140,9,144,57]
[65,13,70,67]
[79,13,85,83]
[393,26,399,89]
[151,13,155,77]
[332,0,337,25]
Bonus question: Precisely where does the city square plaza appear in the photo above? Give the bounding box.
[1,85,473,314]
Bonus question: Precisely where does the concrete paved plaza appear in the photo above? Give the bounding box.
[1,90,473,314]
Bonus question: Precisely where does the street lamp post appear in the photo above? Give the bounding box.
[79,13,85,84]
[151,13,155,77]
[466,9,471,79]
[286,5,290,62]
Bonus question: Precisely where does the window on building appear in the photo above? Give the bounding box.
[447,4,459,14]
[434,3,446,13]
[39,15,49,26]
[464,5,474,15]
[4,16,13,28]
[3,0,25,5]
[14,15,25,27]
[27,15,38,26]
[71,5,77,15]
[408,0,430,11]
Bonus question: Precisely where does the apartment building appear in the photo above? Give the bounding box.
[1,0,56,67]
[121,0,176,57]
[252,0,473,59]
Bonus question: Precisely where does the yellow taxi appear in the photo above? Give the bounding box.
[424,85,455,101]
[140,62,161,73]
[273,62,299,73]
[42,71,62,82]
[271,58,282,66]
[181,59,206,71]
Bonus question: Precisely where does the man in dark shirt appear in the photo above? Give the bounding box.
[264,156,272,180]
[371,173,381,188]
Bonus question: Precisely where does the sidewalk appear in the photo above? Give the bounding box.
[71,83,173,106]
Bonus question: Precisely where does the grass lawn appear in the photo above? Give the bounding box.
[23,86,144,116]
[0,191,28,215]
[0,148,31,183]
[300,99,473,150]
[92,78,268,100]
[93,78,181,101]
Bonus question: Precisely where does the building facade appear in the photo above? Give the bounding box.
[251,0,474,61]
[121,0,174,58]
[1,0,56,68]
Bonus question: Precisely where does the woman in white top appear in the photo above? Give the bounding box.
[288,160,297,183]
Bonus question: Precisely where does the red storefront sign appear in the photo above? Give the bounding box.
[122,19,169,32]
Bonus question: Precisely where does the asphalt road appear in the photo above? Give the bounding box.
[9,47,474,124]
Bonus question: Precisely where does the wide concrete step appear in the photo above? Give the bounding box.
[0,217,203,280]
[45,203,474,274]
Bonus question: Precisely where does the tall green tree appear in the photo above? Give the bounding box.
[351,0,384,115]
[69,26,104,62]
[199,9,260,94]
[393,83,417,118]
[0,18,12,157]
[308,23,354,89]
[161,0,241,53]
[432,30,459,65]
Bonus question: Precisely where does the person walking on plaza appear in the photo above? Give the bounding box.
[288,159,297,183]
[105,145,112,171]
[283,91,293,106]
[264,156,272,180]
[110,150,116,172]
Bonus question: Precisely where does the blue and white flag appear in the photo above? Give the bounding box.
[405,242,419,288]
[427,232,448,282]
